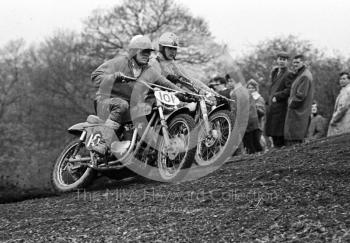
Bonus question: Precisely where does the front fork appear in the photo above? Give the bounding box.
[156,99,171,148]
[198,98,220,141]
[199,99,212,135]
[71,130,87,158]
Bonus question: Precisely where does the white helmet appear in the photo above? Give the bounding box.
[159,32,179,49]
[128,35,154,51]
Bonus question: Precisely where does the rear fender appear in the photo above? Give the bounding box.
[68,122,96,136]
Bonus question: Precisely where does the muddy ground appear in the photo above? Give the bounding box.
[1,134,350,242]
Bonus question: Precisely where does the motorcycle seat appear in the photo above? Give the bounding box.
[86,115,104,124]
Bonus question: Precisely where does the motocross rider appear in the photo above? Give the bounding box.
[91,35,181,155]
[150,32,214,95]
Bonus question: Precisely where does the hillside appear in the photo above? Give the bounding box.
[1,134,350,242]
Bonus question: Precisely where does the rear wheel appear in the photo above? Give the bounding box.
[52,139,95,192]
[195,110,235,166]
[157,114,196,182]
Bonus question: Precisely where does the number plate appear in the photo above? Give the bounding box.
[86,132,102,149]
[154,90,180,106]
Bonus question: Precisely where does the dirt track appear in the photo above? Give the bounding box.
[1,134,350,242]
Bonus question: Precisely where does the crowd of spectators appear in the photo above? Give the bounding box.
[209,52,350,154]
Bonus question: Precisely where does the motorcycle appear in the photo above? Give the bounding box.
[171,76,236,167]
[51,76,198,192]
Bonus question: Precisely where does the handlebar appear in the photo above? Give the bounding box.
[168,75,199,93]
[174,75,236,103]
[136,79,200,101]
[175,93,199,103]
[120,75,137,82]
[122,76,236,104]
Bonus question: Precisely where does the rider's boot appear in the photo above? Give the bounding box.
[91,119,120,155]
[109,120,132,158]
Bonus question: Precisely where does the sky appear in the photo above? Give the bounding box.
[0,0,349,57]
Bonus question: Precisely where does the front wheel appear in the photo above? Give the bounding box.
[195,109,235,166]
[157,114,197,182]
[52,138,95,192]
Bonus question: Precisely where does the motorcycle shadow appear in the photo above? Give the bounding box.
[86,169,161,192]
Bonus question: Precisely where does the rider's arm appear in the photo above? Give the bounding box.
[91,59,116,89]
[158,75,183,91]
[172,63,214,94]
[191,79,214,94]
[149,68,182,91]
[91,58,126,90]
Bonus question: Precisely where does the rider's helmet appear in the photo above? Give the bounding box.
[158,32,180,49]
[158,32,179,60]
[128,35,155,58]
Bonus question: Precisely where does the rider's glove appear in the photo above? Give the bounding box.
[178,76,191,84]
[114,72,125,82]
[167,75,191,85]
[175,92,187,102]
[175,92,197,103]
[166,74,180,83]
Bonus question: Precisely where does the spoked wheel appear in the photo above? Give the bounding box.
[196,110,235,166]
[157,114,196,182]
[52,139,95,192]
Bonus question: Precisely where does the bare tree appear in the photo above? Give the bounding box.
[82,0,221,65]
[16,31,98,147]
[0,39,27,120]
[31,31,95,116]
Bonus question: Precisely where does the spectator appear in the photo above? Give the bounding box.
[247,79,267,150]
[208,76,236,105]
[239,80,263,154]
[265,51,293,148]
[242,94,263,154]
[306,101,327,141]
[284,54,314,145]
[210,76,230,95]
[327,72,350,136]
[224,74,246,155]
[208,78,218,90]
[247,79,266,130]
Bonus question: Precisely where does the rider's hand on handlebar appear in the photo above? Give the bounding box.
[114,72,136,83]
[166,74,179,83]
[175,92,197,103]
[114,72,125,82]
[167,75,191,86]
[203,92,217,106]
[175,92,187,102]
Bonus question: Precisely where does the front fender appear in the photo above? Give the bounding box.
[208,103,230,116]
[68,122,95,136]
[164,107,193,122]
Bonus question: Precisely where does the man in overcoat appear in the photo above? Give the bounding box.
[265,52,293,147]
[284,54,314,145]
[327,72,350,136]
